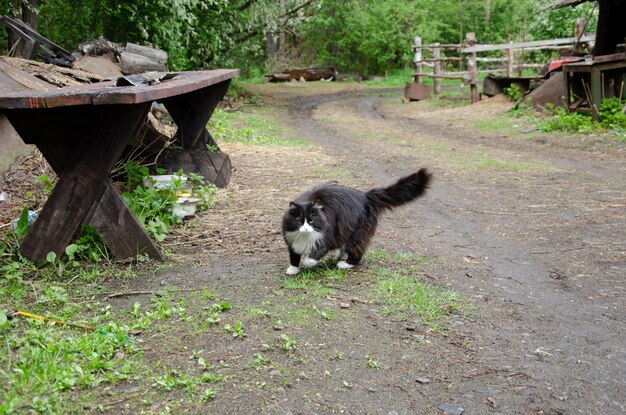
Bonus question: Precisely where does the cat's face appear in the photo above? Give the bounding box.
[283,202,327,234]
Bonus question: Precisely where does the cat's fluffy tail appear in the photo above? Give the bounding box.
[365,168,432,212]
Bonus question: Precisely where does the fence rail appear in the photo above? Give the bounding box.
[411,20,596,103]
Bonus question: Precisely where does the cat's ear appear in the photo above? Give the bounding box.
[289,202,299,210]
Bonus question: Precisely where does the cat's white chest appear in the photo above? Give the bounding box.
[285,220,322,254]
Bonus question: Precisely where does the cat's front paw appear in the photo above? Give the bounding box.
[337,260,354,269]
[301,257,319,268]
[286,265,300,275]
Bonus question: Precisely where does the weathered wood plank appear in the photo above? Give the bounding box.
[0,57,54,92]
[0,70,240,109]
[461,35,595,53]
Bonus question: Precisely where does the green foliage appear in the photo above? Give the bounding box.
[301,0,437,76]
[599,97,626,132]
[210,109,308,147]
[0,318,141,414]
[539,99,626,136]
[122,168,216,242]
[2,0,600,77]
[504,85,523,102]
[370,266,469,324]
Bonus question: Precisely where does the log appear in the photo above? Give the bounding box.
[119,51,167,75]
[266,67,336,82]
[125,42,168,65]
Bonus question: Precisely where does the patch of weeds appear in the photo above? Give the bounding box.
[539,99,626,138]
[365,248,391,262]
[198,288,217,300]
[223,321,246,338]
[393,251,430,265]
[246,301,271,318]
[198,301,232,329]
[279,333,297,351]
[147,295,187,320]
[365,355,381,369]
[504,84,523,102]
[211,301,232,312]
[313,306,334,320]
[153,369,221,396]
[282,270,335,297]
[370,267,470,324]
[122,167,217,242]
[0,318,142,414]
[251,353,270,370]
[210,108,309,147]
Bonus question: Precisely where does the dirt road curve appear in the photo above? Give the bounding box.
[148,83,625,415]
[231,84,624,414]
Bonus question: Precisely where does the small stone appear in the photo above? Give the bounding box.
[275,386,286,394]
[416,377,431,384]
[273,324,284,331]
[160,280,167,286]
[269,369,281,377]
[437,403,464,415]
[413,335,426,342]
[339,302,351,309]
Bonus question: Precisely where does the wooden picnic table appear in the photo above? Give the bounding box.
[0,69,239,264]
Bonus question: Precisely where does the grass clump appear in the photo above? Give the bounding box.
[370,267,469,324]
[210,108,309,147]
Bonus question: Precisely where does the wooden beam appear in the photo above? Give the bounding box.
[461,35,595,53]
[89,182,164,260]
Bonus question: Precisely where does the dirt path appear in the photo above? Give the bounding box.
[231,84,625,414]
[127,84,625,415]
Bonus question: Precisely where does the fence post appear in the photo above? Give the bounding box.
[465,32,479,103]
[433,43,441,95]
[506,43,514,77]
[413,36,423,84]
[573,18,586,54]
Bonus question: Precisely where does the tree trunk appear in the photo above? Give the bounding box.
[8,0,39,58]
[265,31,277,64]
[277,0,286,68]
[593,0,626,56]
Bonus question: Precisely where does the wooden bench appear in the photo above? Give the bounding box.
[0,69,239,263]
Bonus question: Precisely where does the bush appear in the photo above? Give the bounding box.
[539,99,626,135]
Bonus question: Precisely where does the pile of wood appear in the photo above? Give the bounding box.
[73,38,168,78]
[266,67,337,82]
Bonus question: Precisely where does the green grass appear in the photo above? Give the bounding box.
[210,108,309,147]
[369,266,470,324]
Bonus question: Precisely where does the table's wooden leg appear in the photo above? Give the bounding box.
[88,181,164,260]
[20,103,151,264]
[162,79,231,150]
[159,80,233,187]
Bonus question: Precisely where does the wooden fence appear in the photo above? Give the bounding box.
[411,21,595,103]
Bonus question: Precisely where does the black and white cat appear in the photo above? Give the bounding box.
[282,168,432,275]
